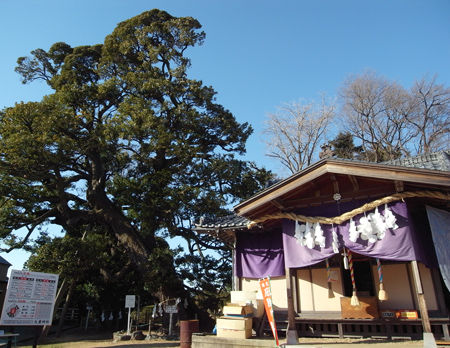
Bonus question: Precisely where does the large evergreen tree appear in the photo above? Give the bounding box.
[0,9,271,304]
[328,132,363,159]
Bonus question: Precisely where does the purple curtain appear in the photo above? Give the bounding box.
[235,230,285,278]
[234,200,435,278]
[283,200,432,268]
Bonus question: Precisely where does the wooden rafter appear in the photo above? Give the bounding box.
[270,199,286,210]
[395,180,404,192]
[235,160,450,216]
[348,175,359,192]
[330,174,340,194]
[283,187,395,208]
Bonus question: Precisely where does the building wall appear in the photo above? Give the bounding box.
[0,265,8,282]
[297,267,344,312]
[418,262,438,311]
[371,263,415,310]
[241,276,287,310]
[0,264,10,314]
[241,262,439,315]
[0,281,7,314]
[297,269,314,311]
[296,261,439,314]
[371,262,438,311]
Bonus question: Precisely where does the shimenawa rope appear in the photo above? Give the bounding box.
[246,190,448,228]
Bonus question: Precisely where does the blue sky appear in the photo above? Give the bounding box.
[1,0,449,271]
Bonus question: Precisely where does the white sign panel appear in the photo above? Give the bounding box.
[0,270,59,326]
[125,295,135,308]
[165,305,178,313]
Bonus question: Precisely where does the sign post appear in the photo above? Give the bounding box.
[125,295,135,335]
[259,277,279,347]
[165,305,178,336]
[85,305,92,330]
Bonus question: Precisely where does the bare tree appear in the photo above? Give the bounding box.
[268,72,449,173]
[264,96,335,174]
[340,71,415,162]
[407,75,450,154]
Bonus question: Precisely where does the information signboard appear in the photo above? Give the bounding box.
[165,305,178,313]
[0,270,59,326]
[125,295,136,308]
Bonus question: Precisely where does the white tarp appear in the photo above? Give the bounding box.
[426,205,450,292]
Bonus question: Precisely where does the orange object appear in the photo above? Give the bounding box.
[259,277,279,347]
[396,310,418,320]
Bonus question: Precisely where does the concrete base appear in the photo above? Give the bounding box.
[192,334,277,347]
[192,334,425,347]
[423,332,437,348]
[192,335,324,348]
[280,346,321,348]
[286,329,298,345]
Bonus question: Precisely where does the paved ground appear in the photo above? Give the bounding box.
[287,337,424,347]
[15,327,449,347]
[17,328,179,347]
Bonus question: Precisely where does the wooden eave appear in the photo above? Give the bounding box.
[234,159,450,218]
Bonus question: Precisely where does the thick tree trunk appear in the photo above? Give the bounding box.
[99,199,154,270]
[86,152,154,271]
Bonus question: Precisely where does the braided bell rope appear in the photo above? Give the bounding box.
[247,190,449,228]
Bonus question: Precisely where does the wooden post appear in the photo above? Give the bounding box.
[32,326,42,348]
[338,322,344,338]
[168,313,173,336]
[232,247,240,291]
[410,261,432,332]
[285,267,298,344]
[409,262,437,348]
[411,260,437,348]
[292,268,299,313]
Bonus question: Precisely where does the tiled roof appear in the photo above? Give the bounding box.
[195,214,249,230]
[0,256,11,266]
[382,151,450,172]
